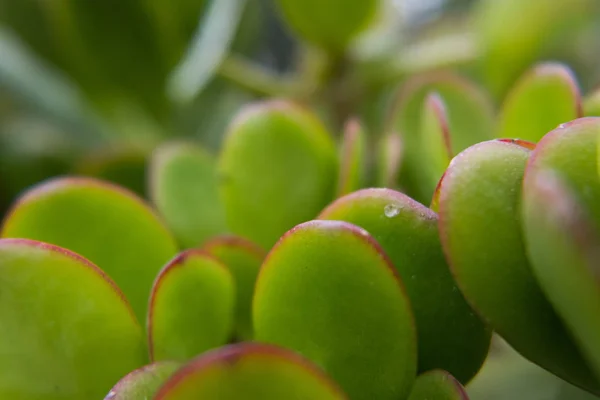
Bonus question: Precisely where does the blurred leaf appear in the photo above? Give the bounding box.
[584,88,600,117]
[218,100,338,249]
[337,119,367,196]
[497,63,582,142]
[319,189,490,383]
[408,370,469,400]
[150,142,228,248]
[154,343,347,399]
[437,139,599,394]
[0,239,146,399]
[202,235,266,341]
[104,361,180,400]
[376,131,403,188]
[148,250,235,361]
[1,177,179,322]
[167,0,247,103]
[253,220,416,400]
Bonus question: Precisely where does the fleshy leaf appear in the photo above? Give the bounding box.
[273,0,378,52]
[1,177,179,322]
[388,72,494,203]
[202,235,265,340]
[408,370,469,400]
[522,169,600,380]
[218,100,338,249]
[253,220,416,400]
[153,343,346,399]
[0,239,146,399]
[376,131,403,188]
[150,142,228,248]
[319,189,490,383]
[584,88,600,116]
[105,361,180,400]
[337,118,367,197]
[148,250,235,361]
[497,62,582,142]
[437,139,599,393]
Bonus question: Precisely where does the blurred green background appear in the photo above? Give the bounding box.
[1,1,600,397]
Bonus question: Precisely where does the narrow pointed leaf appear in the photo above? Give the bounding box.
[1,177,179,321]
[150,142,228,248]
[497,63,582,142]
[253,220,416,400]
[523,170,600,380]
[105,362,180,400]
[202,235,265,340]
[376,131,403,188]
[0,239,146,399]
[337,118,367,196]
[438,140,599,393]
[154,343,347,399]
[219,100,338,249]
[148,250,235,361]
[408,370,469,400]
[319,189,490,383]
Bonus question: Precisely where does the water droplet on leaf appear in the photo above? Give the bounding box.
[384,204,401,218]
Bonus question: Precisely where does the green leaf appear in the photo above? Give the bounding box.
[522,169,600,382]
[1,177,179,322]
[319,189,490,383]
[584,88,600,116]
[153,343,347,399]
[167,0,247,103]
[337,118,367,197]
[497,63,582,143]
[218,100,338,249]
[0,239,146,399]
[104,361,180,400]
[376,131,403,188]
[148,250,235,361]
[437,139,599,393]
[273,0,378,52]
[150,141,228,248]
[202,235,266,340]
[408,370,469,400]
[253,220,416,400]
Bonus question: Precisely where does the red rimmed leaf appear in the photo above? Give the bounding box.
[148,250,235,362]
[408,370,469,400]
[253,220,416,400]
[438,140,599,393]
[105,361,180,400]
[1,177,178,322]
[319,188,490,383]
[0,239,146,399]
[376,131,403,188]
[153,343,347,399]
[337,118,367,197]
[201,235,266,340]
[497,62,582,142]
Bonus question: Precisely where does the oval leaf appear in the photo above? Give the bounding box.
[376,131,403,188]
[219,100,338,249]
[319,189,490,383]
[0,239,146,399]
[202,235,265,340]
[497,62,582,142]
[438,140,599,393]
[337,118,367,197]
[150,142,228,248]
[253,220,416,400]
[148,250,235,361]
[408,370,469,400]
[154,343,347,399]
[105,361,180,400]
[584,87,600,117]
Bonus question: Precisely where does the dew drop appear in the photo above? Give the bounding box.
[558,123,566,129]
[384,204,401,218]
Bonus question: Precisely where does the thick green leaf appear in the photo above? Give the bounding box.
[0,239,146,399]
[388,72,494,203]
[523,169,600,380]
[497,63,582,142]
[584,88,600,117]
[105,361,180,400]
[408,370,469,400]
[148,250,235,361]
[1,177,179,321]
[319,189,490,383]
[202,235,265,340]
[376,131,403,188]
[273,0,378,52]
[437,140,599,393]
[150,142,228,248]
[219,100,338,249]
[253,220,416,400]
[154,343,346,399]
[337,118,367,196]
